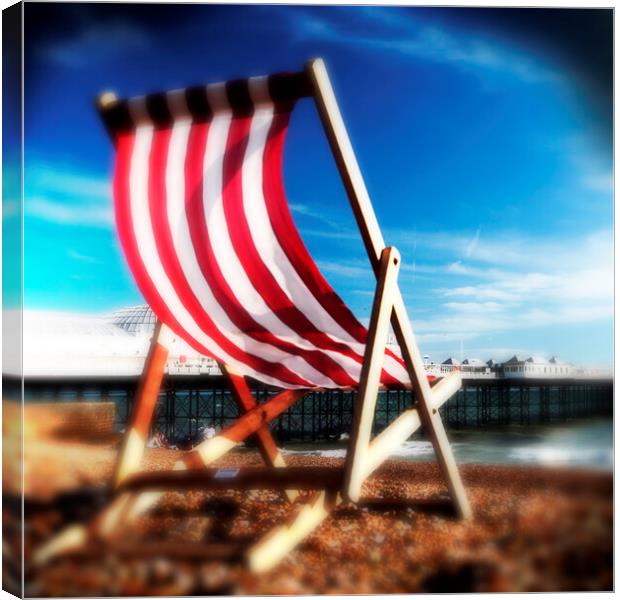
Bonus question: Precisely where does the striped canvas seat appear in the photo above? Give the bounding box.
[103,73,410,390]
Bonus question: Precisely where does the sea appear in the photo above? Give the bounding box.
[281,417,613,471]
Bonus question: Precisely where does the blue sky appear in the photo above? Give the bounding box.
[20,4,613,366]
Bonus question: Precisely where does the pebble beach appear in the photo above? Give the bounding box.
[3,415,613,596]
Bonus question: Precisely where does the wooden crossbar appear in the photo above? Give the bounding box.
[118,467,344,493]
[217,365,303,502]
[61,540,244,562]
[222,365,297,469]
[363,372,461,480]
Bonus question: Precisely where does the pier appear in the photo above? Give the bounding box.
[16,375,613,444]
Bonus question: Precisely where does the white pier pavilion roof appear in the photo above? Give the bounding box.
[12,305,219,379]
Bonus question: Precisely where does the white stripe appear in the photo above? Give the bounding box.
[164,120,336,387]
[127,121,302,389]
[240,107,371,380]
[202,115,293,332]
[127,97,150,126]
[200,116,305,341]
[166,90,191,120]
[247,76,271,107]
[206,82,228,113]
[242,107,358,341]
[202,111,367,383]
[242,101,409,384]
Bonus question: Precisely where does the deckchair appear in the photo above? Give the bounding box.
[36,59,470,572]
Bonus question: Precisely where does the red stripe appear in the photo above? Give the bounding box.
[222,114,366,382]
[114,108,407,389]
[263,109,403,387]
[113,132,224,365]
[145,126,312,388]
[183,122,354,387]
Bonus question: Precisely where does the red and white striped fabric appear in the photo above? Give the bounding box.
[102,72,410,389]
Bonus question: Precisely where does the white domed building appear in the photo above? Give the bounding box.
[17,304,220,379]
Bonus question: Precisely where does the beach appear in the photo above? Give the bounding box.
[3,413,613,595]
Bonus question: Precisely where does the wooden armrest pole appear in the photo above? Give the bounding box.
[308,58,471,519]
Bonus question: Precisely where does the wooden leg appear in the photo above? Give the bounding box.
[99,364,306,539]
[223,366,291,467]
[392,295,472,519]
[36,321,172,563]
[184,387,306,468]
[100,321,172,534]
[342,247,467,511]
[343,247,400,503]
[114,321,171,487]
[33,524,88,566]
[96,460,187,540]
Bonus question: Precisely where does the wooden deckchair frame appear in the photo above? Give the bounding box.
[35,58,470,573]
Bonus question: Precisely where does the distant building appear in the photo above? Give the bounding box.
[486,358,501,370]
[437,357,458,376]
[502,355,574,379]
[461,358,491,377]
[462,358,483,366]
[442,357,461,366]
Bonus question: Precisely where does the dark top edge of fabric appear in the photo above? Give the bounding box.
[185,86,212,121]
[145,93,173,127]
[98,71,310,135]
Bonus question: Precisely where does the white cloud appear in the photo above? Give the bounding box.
[299,227,359,241]
[443,301,505,313]
[308,223,611,359]
[544,133,614,196]
[315,259,370,280]
[464,227,481,258]
[583,171,614,193]
[28,166,111,202]
[25,164,114,228]
[67,250,103,264]
[27,197,113,227]
[290,203,339,227]
[396,228,613,353]
[291,7,556,84]
[392,227,612,272]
